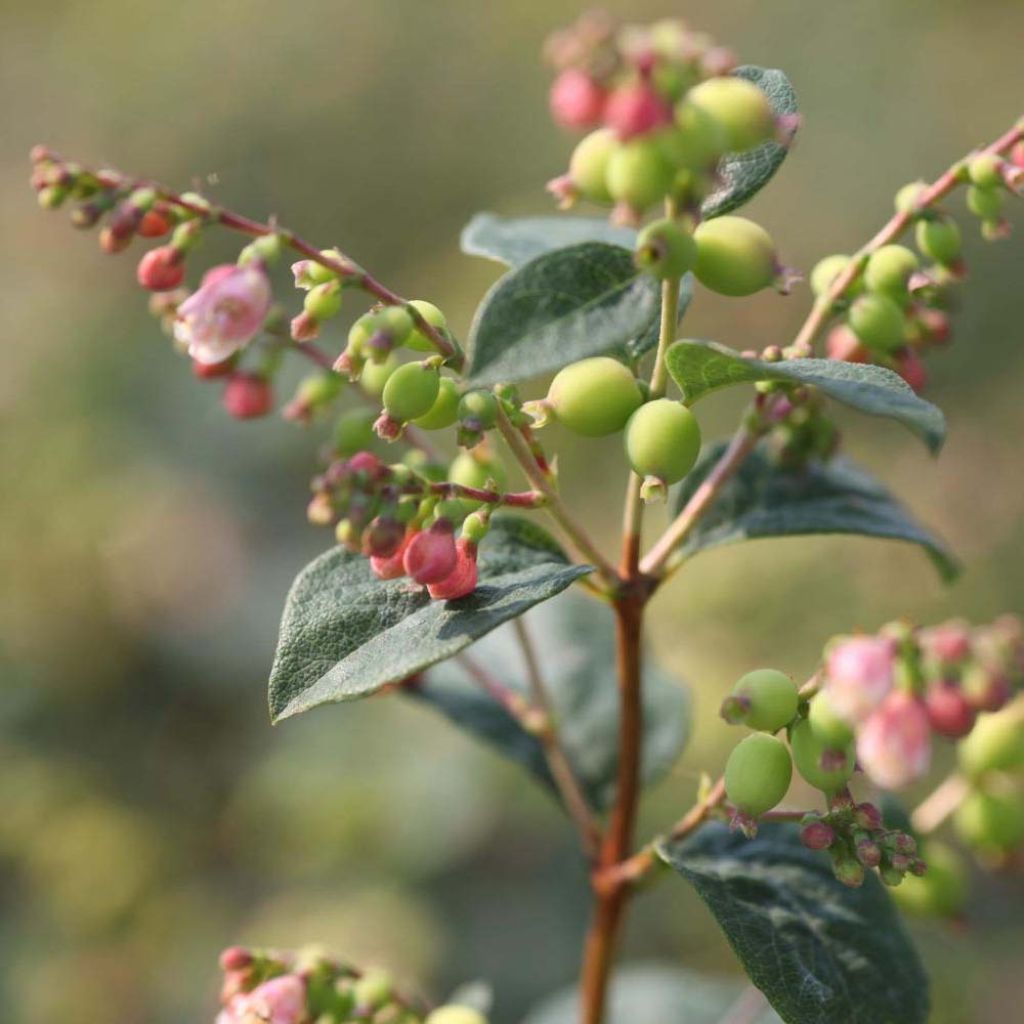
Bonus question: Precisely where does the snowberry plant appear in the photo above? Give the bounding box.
[30,10,1024,1024]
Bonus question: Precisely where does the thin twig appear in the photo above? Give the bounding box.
[910,773,970,835]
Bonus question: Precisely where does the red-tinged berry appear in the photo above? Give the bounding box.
[136,245,185,291]
[427,538,479,600]
[404,519,458,585]
[693,216,778,297]
[915,216,962,267]
[138,207,173,238]
[687,76,775,153]
[960,663,1012,713]
[567,128,618,205]
[856,692,932,791]
[604,80,672,140]
[625,398,701,487]
[192,354,238,379]
[925,682,977,739]
[800,819,836,850]
[832,853,866,888]
[895,348,928,394]
[362,515,406,560]
[847,293,906,352]
[405,299,448,353]
[864,245,919,297]
[721,668,799,732]
[218,946,253,972]
[790,718,855,795]
[222,373,272,420]
[824,635,896,723]
[413,376,461,430]
[724,733,793,816]
[605,138,675,218]
[547,357,643,437]
[382,362,441,422]
[916,307,952,347]
[825,324,870,363]
[634,218,697,279]
[954,783,1024,854]
[371,533,412,580]
[549,68,607,130]
[958,707,1024,778]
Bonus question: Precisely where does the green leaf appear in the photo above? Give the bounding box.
[268,518,591,722]
[671,443,959,581]
[460,213,637,268]
[410,593,689,811]
[466,242,661,385]
[658,824,930,1024]
[664,341,946,453]
[523,965,782,1024]
[702,66,798,219]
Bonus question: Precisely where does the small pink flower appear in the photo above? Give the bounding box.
[603,81,672,140]
[218,974,306,1024]
[549,68,607,130]
[824,635,896,724]
[137,245,185,291]
[825,325,869,364]
[222,372,273,419]
[896,348,928,394]
[174,263,271,365]
[427,538,479,600]
[371,533,411,580]
[856,691,932,790]
[403,520,457,585]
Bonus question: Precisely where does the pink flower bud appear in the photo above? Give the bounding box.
[370,532,412,580]
[825,324,869,364]
[856,691,932,790]
[924,681,976,738]
[895,348,928,394]
[221,975,306,1024]
[218,946,253,972]
[222,373,273,420]
[549,68,607,130]
[800,820,836,850]
[290,310,320,342]
[603,81,672,140]
[824,635,896,724]
[403,520,457,584]
[363,516,406,559]
[137,245,185,291]
[427,538,479,600]
[919,620,971,666]
[853,802,883,830]
[174,263,272,365]
[138,207,173,238]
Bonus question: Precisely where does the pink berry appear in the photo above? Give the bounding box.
[925,682,977,738]
[427,538,479,600]
[403,520,458,584]
[896,348,928,394]
[137,245,185,291]
[856,691,932,790]
[222,373,273,419]
[826,324,870,364]
[218,946,253,972]
[824,635,896,724]
[138,207,173,238]
[549,68,607,130]
[371,533,412,580]
[919,620,972,666]
[801,820,836,850]
[603,81,672,140]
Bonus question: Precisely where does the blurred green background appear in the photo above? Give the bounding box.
[3,1,1024,1022]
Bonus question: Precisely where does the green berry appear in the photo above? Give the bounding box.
[457,389,499,430]
[966,184,1005,221]
[413,376,461,430]
[847,293,906,351]
[379,305,414,345]
[687,76,775,153]
[957,708,1024,779]
[635,218,698,279]
[668,102,728,169]
[725,733,793,816]
[915,216,962,266]
[807,693,854,747]
[790,718,855,794]
[425,1007,488,1024]
[547,357,643,437]
[405,299,448,352]
[382,362,441,422]
[624,399,701,485]
[954,784,1024,854]
[724,669,799,732]
[864,245,919,296]
[605,138,675,213]
[307,249,343,284]
[334,408,377,455]
[569,129,617,205]
[968,153,1003,188]
[304,281,343,321]
[693,216,778,297]
[891,842,967,918]
[810,254,856,299]
[360,353,400,397]
[449,450,508,492]
[894,180,928,215]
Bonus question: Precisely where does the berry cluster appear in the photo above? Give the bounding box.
[216,946,486,1024]
[814,148,1024,392]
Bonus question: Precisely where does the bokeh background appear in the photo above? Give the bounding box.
[3,1,1023,1022]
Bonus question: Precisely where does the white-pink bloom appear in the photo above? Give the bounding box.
[824,635,896,724]
[216,975,306,1024]
[856,691,932,790]
[175,263,271,365]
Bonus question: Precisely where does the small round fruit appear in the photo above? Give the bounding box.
[725,733,793,816]
[304,281,342,320]
[693,216,777,297]
[968,153,1003,188]
[790,718,855,794]
[605,138,675,212]
[624,399,701,484]
[382,362,441,422]
[425,1007,488,1024]
[547,357,643,437]
[807,693,854,747]
[448,450,508,492]
[569,128,618,205]
[966,185,1004,221]
[954,785,1024,854]
[635,218,698,279]
[687,76,775,152]
[413,377,461,430]
[894,180,927,215]
[405,299,448,352]
[458,389,499,429]
[810,254,854,299]
[915,217,962,266]
[726,669,799,732]
[864,245,919,296]
[334,408,377,455]
[360,353,400,397]
[957,708,1024,778]
[847,293,906,352]
[669,101,728,169]
[891,842,967,918]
